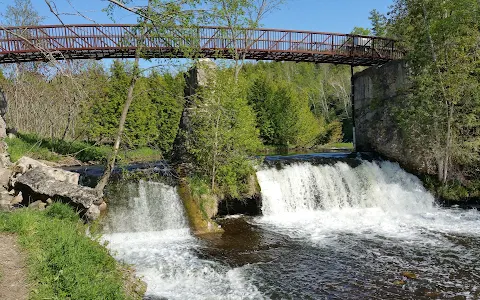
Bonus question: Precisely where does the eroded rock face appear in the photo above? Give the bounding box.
[9,156,103,220]
[12,157,79,185]
[0,142,11,168]
[171,59,217,165]
[0,168,12,189]
[0,190,13,211]
[15,167,101,209]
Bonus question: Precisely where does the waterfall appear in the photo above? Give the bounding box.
[103,180,262,300]
[253,160,474,244]
[104,180,187,233]
[257,160,435,216]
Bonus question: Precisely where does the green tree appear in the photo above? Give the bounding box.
[368,9,387,37]
[148,71,184,154]
[351,27,372,36]
[243,61,349,146]
[86,61,128,143]
[188,68,261,197]
[247,74,323,147]
[390,0,480,183]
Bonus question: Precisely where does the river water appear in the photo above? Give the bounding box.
[103,160,480,300]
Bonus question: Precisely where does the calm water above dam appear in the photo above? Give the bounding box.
[103,160,480,300]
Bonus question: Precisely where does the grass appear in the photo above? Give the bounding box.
[324,142,354,149]
[6,135,63,163]
[0,203,145,299]
[5,133,163,165]
[5,133,110,163]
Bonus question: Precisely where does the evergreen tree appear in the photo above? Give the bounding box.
[148,71,184,155]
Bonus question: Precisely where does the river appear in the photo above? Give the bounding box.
[102,160,480,299]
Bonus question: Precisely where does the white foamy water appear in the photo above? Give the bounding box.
[103,180,262,300]
[256,161,480,243]
[104,180,187,232]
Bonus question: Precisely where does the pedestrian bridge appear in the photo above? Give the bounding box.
[0,24,403,66]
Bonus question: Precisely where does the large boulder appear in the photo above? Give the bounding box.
[0,167,12,189]
[14,167,102,208]
[0,190,13,211]
[11,156,79,186]
[10,157,103,221]
[0,141,11,168]
[0,116,6,140]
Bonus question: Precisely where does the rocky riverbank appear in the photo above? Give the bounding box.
[0,156,106,221]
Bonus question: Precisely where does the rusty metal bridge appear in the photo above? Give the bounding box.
[0,24,403,66]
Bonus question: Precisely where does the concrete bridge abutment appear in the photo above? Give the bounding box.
[352,60,436,175]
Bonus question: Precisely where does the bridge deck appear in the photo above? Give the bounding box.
[0,24,403,66]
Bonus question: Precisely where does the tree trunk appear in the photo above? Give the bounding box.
[211,111,221,191]
[422,3,452,183]
[61,95,75,141]
[442,103,454,183]
[95,53,140,192]
[234,52,246,81]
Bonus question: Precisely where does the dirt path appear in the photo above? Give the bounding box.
[0,233,28,300]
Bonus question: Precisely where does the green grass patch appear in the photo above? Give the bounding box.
[0,203,145,299]
[324,142,354,149]
[5,135,62,163]
[5,133,109,163]
[5,133,163,165]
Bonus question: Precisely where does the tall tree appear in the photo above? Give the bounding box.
[1,0,44,26]
[209,0,284,79]
[368,9,387,37]
[390,0,480,183]
[96,0,206,191]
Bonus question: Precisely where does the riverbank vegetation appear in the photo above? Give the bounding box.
[0,58,354,198]
[0,60,351,158]
[384,0,480,201]
[0,203,146,299]
[5,132,162,165]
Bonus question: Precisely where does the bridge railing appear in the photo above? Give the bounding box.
[0,24,404,63]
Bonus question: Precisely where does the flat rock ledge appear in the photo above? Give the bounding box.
[1,156,105,221]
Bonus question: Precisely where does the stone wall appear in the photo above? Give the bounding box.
[353,60,436,174]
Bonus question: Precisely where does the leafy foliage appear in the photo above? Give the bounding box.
[244,61,348,146]
[389,0,480,183]
[188,67,261,197]
[81,61,184,155]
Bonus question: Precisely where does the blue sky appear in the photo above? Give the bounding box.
[5,0,393,34]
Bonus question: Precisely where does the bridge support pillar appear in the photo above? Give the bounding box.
[353,60,408,153]
[171,58,216,166]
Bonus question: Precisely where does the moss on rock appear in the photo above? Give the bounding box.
[177,178,223,235]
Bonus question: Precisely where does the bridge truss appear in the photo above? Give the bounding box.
[0,24,403,66]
